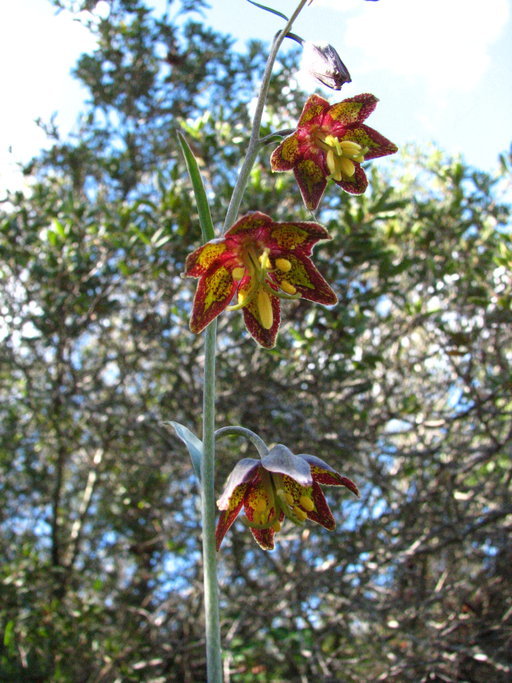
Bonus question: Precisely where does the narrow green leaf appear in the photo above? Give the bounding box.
[177,132,215,243]
[245,0,288,21]
[130,225,152,245]
[167,421,203,482]
[3,620,14,652]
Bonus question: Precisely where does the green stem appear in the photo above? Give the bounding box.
[200,3,309,681]
[215,426,269,458]
[201,320,222,682]
[222,0,310,233]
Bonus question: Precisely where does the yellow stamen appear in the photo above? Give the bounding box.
[232,266,245,281]
[259,249,271,270]
[326,149,338,178]
[280,280,297,295]
[324,134,342,155]
[319,133,365,180]
[339,157,355,178]
[284,492,294,507]
[340,140,363,157]
[257,289,273,330]
[272,520,281,532]
[275,258,292,273]
[299,495,315,512]
[293,506,308,521]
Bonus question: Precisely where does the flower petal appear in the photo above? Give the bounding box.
[189,264,238,334]
[307,480,336,530]
[244,475,276,527]
[270,133,301,171]
[297,93,330,127]
[250,526,276,550]
[224,211,271,238]
[268,221,331,255]
[347,124,398,160]
[261,445,313,487]
[333,164,368,196]
[185,238,228,277]
[326,93,378,126]
[242,290,281,348]
[271,253,337,306]
[215,482,249,550]
[300,454,359,496]
[217,458,260,510]
[294,159,327,211]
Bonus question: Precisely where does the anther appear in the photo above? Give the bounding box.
[280,280,297,295]
[340,140,363,157]
[257,289,273,329]
[293,506,308,521]
[339,157,355,178]
[326,150,339,179]
[275,258,292,273]
[259,250,271,270]
[299,495,315,511]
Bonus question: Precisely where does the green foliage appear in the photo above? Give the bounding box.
[1,1,511,680]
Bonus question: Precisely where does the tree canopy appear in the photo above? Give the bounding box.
[1,0,511,680]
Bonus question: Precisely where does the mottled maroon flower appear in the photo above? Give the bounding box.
[185,211,336,348]
[271,93,397,210]
[216,444,359,551]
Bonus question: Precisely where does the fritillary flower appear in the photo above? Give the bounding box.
[216,444,359,551]
[270,93,397,210]
[185,211,336,348]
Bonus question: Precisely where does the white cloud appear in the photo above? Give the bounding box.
[317,0,509,92]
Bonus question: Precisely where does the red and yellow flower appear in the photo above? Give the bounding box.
[216,444,359,551]
[185,211,337,348]
[270,93,398,210]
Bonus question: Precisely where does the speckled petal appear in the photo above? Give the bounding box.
[242,290,281,348]
[185,238,228,277]
[217,458,260,510]
[270,133,301,171]
[326,93,378,126]
[297,93,330,127]
[189,264,238,334]
[333,164,368,196]
[346,124,398,160]
[250,526,276,550]
[300,454,359,495]
[294,159,327,211]
[215,481,250,550]
[307,480,336,530]
[268,221,331,255]
[271,253,337,306]
[224,211,271,238]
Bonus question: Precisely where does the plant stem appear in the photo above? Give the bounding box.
[201,320,222,682]
[215,426,269,458]
[222,0,310,233]
[200,3,309,680]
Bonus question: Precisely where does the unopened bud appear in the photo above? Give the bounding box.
[301,41,351,90]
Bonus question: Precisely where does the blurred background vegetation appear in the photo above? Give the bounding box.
[1,0,511,680]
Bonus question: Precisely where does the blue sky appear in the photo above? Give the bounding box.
[1,0,511,191]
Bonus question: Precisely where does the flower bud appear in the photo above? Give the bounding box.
[301,41,351,90]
